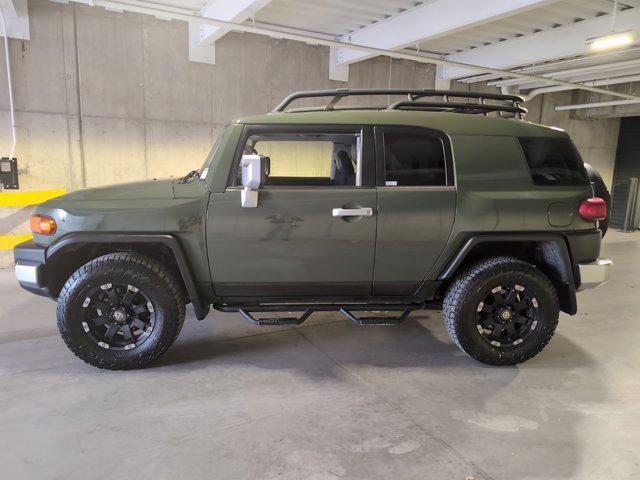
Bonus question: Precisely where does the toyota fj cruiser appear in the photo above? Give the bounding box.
[14,89,613,370]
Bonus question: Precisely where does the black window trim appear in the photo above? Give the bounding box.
[226,123,376,190]
[374,125,454,188]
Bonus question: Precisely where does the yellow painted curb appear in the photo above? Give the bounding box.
[0,233,33,250]
[0,189,67,207]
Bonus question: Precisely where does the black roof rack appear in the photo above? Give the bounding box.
[273,88,527,119]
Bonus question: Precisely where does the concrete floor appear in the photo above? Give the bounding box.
[1,231,639,480]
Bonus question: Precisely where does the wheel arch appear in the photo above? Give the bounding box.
[46,233,209,319]
[437,234,577,315]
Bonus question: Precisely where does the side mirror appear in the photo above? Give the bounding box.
[240,154,269,208]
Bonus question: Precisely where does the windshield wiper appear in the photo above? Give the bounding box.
[179,170,200,184]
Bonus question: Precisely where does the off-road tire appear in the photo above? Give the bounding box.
[443,257,559,366]
[57,252,186,370]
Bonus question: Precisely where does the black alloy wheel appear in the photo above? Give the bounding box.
[80,282,156,351]
[443,256,559,366]
[57,252,185,370]
[475,284,539,347]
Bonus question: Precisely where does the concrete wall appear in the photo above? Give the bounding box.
[0,0,438,191]
[3,2,620,193]
[526,91,620,189]
[572,81,640,119]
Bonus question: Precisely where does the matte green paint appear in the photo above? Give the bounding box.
[425,134,591,281]
[207,188,377,292]
[31,108,594,301]
[548,203,575,227]
[373,187,456,288]
[206,123,244,193]
[36,179,212,282]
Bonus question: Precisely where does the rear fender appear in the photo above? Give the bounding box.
[438,234,577,315]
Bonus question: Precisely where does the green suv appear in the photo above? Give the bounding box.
[14,89,612,369]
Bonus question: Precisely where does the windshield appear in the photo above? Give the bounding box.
[199,125,230,180]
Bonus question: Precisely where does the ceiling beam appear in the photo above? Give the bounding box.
[334,0,559,66]
[188,0,272,64]
[489,58,640,88]
[194,0,272,47]
[62,0,640,103]
[0,0,29,40]
[443,6,640,79]
[0,0,18,16]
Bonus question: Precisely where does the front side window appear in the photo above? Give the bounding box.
[234,130,363,187]
[384,131,446,186]
[518,137,589,186]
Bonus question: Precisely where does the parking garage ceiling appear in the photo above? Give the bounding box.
[3,0,640,109]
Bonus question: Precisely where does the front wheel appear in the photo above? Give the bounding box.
[57,252,186,370]
[443,257,559,366]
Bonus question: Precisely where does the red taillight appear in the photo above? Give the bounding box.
[579,197,607,221]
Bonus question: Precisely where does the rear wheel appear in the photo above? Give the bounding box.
[443,257,559,366]
[57,252,185,370]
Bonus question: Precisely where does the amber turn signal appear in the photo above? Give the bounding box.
[30,214,57,235]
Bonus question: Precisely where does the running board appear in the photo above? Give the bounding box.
[339,307,415,325]
[216,303,428,327]
[238,308,313,326]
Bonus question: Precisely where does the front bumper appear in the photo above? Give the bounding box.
[576,258,613,291]
[13,240,50,297]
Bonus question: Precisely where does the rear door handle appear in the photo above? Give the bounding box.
[332,207,374,218]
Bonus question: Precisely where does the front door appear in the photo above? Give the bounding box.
[207,124,377,299]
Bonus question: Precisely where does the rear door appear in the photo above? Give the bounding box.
[373,125,457,296]
[207,124,377,299]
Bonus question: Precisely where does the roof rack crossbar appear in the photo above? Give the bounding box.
[388,100,528,117]
[273,88,526,118]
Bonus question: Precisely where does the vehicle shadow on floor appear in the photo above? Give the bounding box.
[156,311,604,480]
[156,310,595,372]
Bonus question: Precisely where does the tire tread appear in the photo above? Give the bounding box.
[57,252,185,370]
[443,256,559,366]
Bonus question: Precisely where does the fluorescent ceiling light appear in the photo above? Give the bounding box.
[586,30,637,51]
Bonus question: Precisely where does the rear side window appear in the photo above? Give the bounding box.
[384,132,446,186]
[518,137,588,186]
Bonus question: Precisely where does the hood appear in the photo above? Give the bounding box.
[47,179,176,203]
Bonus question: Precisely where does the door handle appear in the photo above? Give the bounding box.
[332,207,374,218]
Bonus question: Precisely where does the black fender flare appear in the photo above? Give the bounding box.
[47,233,209,320]
[437,233,577,315]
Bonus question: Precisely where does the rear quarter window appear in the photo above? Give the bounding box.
[518,137,589,186]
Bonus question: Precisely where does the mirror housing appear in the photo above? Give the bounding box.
[240,154,268,208]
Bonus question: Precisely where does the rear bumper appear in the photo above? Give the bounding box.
[576,258,613,291]
[13,240,50,297]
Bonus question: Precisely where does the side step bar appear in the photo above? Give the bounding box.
[339,308,416,326]
[214,302,429,326]
[238,308,314,326]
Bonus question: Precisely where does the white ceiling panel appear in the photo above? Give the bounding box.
[56,0,640,92]
[415,0,636,55]
[252,0,425,36]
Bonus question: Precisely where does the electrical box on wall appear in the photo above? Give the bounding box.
[0,158,19,190]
